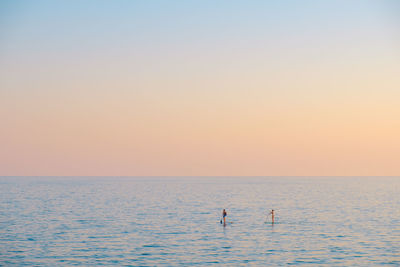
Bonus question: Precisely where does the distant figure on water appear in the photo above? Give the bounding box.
[222,209,227,225]
[269,209,275,224]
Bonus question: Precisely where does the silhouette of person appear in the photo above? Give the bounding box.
[269,209,275,223]
[222,209,227,225]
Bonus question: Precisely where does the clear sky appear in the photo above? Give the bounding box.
[1,0,399,176]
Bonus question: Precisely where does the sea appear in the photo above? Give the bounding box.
[0,176,399,266]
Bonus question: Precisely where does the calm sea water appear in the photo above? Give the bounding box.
[0,176,399,266]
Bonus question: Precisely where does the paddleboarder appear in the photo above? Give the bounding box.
[222,209,227,225]
[269,209,275,223]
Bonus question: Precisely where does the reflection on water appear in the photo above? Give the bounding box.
[0,176,399,265]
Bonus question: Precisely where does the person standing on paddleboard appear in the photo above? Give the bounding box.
[269,209,275,223]
[222,209,227,225]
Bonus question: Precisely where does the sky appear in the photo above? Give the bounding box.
[1,0,399,176]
